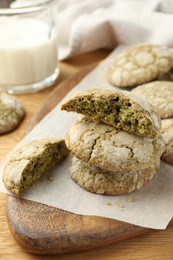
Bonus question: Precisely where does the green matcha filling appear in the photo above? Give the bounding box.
[18,142,69,194]
[65,96,154,137]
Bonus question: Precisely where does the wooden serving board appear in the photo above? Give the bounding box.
[6,66,173,255]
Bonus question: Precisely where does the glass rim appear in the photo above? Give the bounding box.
[0,0,57,15]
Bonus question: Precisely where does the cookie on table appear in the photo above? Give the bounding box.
[131,81,173,119]
[61,88,161,139]
[3,139,69,195]
[65,117,165,173]
[107,44,173,88]
[161,118,173,164]
[70,157,159,195]
[0,92,25,134]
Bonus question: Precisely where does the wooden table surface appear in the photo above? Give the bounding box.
[0,50,173,260]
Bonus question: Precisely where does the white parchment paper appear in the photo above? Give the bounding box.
[1,45,173,229]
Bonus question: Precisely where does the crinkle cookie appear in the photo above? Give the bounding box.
[70,157,159,195]
[107,44,173,87]
[0,92,25,134]
[3,139,69,195]
[161,119,173,164]
[66,117,165,173]
[61,88,161,139]
[131,81,173,119]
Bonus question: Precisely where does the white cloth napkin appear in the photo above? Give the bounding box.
[58,0,173,60]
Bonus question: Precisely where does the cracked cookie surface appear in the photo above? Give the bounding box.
[132,81,173,119]
[70,156,159,195]
[161,119,173,164]
[61,88,161,139]
[3,139,69,195]
[0,93,25,134]
[66,117,165,173]
[107,44,173,87]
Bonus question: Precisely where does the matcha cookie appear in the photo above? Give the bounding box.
[66,117,165,173]
[131,81,173,119]
[3,139,69,195]
[107,44,173,87]
[161,119,173,164]
[70,156,159,195]
[61,88,161,139]
[0,92,25,134]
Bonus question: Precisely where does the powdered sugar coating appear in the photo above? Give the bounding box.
[132,81,173,119]
[3,139,69,195]
[0,93,25,134]
[70,156,159,195]
[66,117,165,173]
[107,44,173,87]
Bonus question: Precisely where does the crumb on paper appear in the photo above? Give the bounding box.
[127,196,136,202]
[114,202,125,210]
[106,201,112,206]
[106,201,125,210]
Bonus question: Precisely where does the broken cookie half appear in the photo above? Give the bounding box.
[2,139,69,195]
[61,88,161,139]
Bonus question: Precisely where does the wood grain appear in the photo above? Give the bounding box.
[1,50,173,259]
[6,196,149,255]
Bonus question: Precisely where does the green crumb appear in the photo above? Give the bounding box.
[106,201,112,206]
[127,196,136,203]
[114,202,125,209]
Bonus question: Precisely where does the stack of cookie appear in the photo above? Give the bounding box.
[61,88,165,195]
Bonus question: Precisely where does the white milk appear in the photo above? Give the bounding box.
[0,18,58,85]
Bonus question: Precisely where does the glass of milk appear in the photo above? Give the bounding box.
[0,0,59,94]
